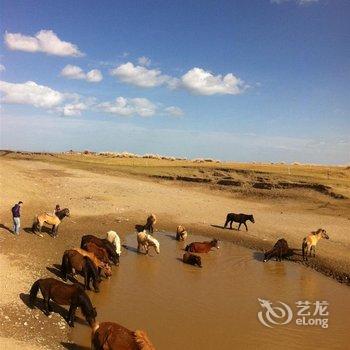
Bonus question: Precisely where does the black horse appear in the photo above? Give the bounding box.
[263,239,294,262]
[29,278,97,327]
[81,235,119,265]
[224,213,255,231]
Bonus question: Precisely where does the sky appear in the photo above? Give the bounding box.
[0,0,349,164]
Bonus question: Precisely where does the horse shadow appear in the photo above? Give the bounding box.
[122,244,139,254]
[20,293,86,326]
[176,257,183,263]
[23,226,53,235]
[61,342,90,350]
[165,234,177,241]
[0,223,12,234]
[210,224,238,231]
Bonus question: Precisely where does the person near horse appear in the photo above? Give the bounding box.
[11,201,23,235]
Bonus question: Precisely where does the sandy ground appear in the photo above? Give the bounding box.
[0,158,349,349]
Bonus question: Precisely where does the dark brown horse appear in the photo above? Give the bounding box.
[263,239,294,262]
[224,213,255,231]
[61,250,101,292]
[91,321,155,350]
[183,252,202,267]
[29,278,97,327]
[185,239,219,253]
[83,242,110,265]
[81,235,119,266]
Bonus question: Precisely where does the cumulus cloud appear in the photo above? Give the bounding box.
[137,56,151,67]
[98,97,157,117]
[61,102,87,116]
[0,80,64,108]
[0,64,5,72]
[61,64,103,82]
[4,30,84,57]
[271,0,319,5]
[180,67,246,95]
[110,62,177,88]
[164,106,184,117]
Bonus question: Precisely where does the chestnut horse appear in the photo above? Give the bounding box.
[81,235,119,266]
[32,208,70,237]
[263,239,294,262]
[302,229,329,261]
[61,250,101,292]
[29,278,96,327]
[73,248,112,278]
[91,321,155,350]
[185,239,219,253]
[83,242,110,265]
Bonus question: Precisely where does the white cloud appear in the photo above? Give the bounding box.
[60,65,103,82]
[110,62,176,88]
[137,56,151,67]
[98,97,157,117]
[0,80,64,108]
[0,64,5,72]
[4,30,84,57]
[164,106,184,117]
[180,67,246,95]
[62,102,87,116]
[271,0,319,5]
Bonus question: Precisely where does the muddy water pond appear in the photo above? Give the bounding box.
[71,233,350,349]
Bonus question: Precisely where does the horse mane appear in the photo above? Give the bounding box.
[311,228,324,235]
[134,330,155,350]
[77,288,95,319]
[56,208,69,220]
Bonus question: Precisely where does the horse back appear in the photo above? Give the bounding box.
[40,278,77,305]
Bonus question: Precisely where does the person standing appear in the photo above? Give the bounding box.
[11,201,23,235]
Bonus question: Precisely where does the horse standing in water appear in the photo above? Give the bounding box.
[185,239,219,253]
[137,231,160,255]
[176,225,188,241]
[263,239,294,262]
[29,278,96,327]
[224,213,255,231]
[106,230,121,256]
[91,321,155,350]
[302,229,329,261]
[81,235,119,265]
[83,242,110,265]
[32,208,70,237]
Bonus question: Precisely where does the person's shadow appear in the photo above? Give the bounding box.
[0,223,12,234]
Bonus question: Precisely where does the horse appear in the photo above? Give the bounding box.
[32,208,70,237]
[73,248,112,278]
[61,250,101,292]
[183,252,202,267]
[137,231,160,255]
[185,239,219,253]
[106,231,121,255]
[176,225,188,241]
[302,229,329,261]
[263,239,294,262]
[91,321,155,350]
[224,213,255,231]
[135,214,157,234]
[81,235,119,266]
[83,242,110,265]
[29,277,97,327]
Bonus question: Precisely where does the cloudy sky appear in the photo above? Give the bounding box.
[0,0,349,163]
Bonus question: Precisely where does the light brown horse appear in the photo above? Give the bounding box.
[302,229,329,261]
[73,248,112,278]
[176,225,188,241]
[32,208,70,237]
[83,242,110,265]
[135,214,157,234]
[91,321,155,350]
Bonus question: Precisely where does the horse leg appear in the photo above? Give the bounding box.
[229,221,233,229]
[83,266,90,290]
[313,246,316,257]
[67,303,77,327]
[44,295,51,316]
[244,222,248,231]
[238,222,241,231]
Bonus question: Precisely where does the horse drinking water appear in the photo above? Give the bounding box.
[185,239,219,253]
[263,239,294,262]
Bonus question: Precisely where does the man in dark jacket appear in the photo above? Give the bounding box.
[11,201,23,235]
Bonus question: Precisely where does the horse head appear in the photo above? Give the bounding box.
[249,215,255,223]
[321,229,329,240]
[57,208,70,220]
[212,238,220,249]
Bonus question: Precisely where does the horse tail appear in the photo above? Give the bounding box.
[29,279,41,307]
[302,238,307,260]
[61,252,70,279]
[134,330,155,350]
[32,216,38,232]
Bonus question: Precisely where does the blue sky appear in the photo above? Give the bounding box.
[0,0,349,163]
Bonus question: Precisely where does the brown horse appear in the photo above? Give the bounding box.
[302,229,329,261]
[32,208,70,237]
[81,235,119,266]
[135,214,157,234]
[263,239,294,262]
[176,225,188,241]
[61,250,101,292]
[224,213,255,231]
[73,248,112,278]
[29,278,97,327]
[185,239,219,253]
[91,321,155,350]
[183,252,202,267]
[83,242,110,265]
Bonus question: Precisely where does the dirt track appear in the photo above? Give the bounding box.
[0,157,349,348]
